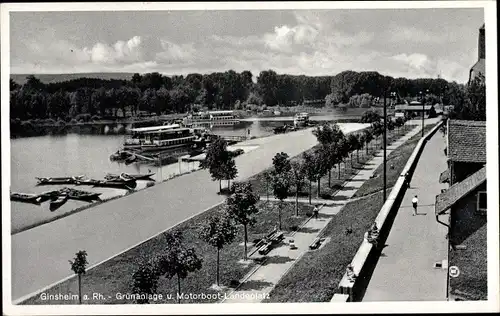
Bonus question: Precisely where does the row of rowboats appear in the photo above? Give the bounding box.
[11,187,102,211]
[35,172,155,189]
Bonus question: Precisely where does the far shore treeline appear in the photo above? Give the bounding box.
[10,70,468,120]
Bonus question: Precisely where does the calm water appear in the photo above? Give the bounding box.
[9,120,286,232]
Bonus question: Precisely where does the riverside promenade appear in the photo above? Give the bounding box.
[11,123,368,302]
[222,124,426,303]
[363,128,449,301]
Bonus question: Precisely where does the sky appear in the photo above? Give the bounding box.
[9,7,484,83]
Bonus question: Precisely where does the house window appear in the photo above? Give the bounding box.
[477,191,487,214]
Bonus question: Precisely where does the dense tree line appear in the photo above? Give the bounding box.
[10,70,466,122]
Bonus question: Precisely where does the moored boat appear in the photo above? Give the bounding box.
[49,195,69,211]
[58,187,102,201]
[36,175,85,185]
[125,154,137,165]
[125,172,156,180]
[93,179,137,190]
[10,192,41,204]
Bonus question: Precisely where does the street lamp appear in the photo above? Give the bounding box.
[419,91,424,137]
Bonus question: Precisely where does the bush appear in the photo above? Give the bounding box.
[75,113,91,122]
[69,119,78,124]
[289,225,299,231]
[91,115,102,121]
[44,118,56,125]
[145,181,155,188]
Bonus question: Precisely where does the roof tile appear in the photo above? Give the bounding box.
[448,120,486,163]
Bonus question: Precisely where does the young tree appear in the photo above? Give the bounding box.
[69,250,88,304]
[225,182,260,260]
[156,232,203,303]
[131,261,160,304]
[272,172,291,229]
[363,129,374,155]
[263,170,272,201]
[395,117,405,134]
[346,134,360,166]
[360,110,381,123]
[314,146,330,197]
[199,213,237,287]
[221,158,238,190]
[358,133,367,159]
[201,137,231,192]
[272,152,292,175]
[290,160,307,216]
[303,152,318,204]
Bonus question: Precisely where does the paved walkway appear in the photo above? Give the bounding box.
[11,123,369,302]
[363,127,449,301]
[222,124,427,303]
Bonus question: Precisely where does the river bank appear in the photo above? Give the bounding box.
[9,107,376,138]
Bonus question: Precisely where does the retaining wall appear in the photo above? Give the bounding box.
[334,121,444,302]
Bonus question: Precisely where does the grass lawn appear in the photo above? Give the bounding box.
[248,126,410,201]
[21,200,312,305]
[265,192,384,302]
[352,124,436,198]
[449,224,487,300]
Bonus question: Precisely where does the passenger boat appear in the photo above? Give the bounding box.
[49,195,69,211]
[36,175,85,185]
[123,124,203,153]
[293,112,309,127]
[182,110,240,128]
[10,192,41,204]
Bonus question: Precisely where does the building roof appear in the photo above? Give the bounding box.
[439,169,450,183]
[395,105,433,111]
[448,120,486,163]
[469,59,486,80]
[435,166,486,215]
[129,124,180,133]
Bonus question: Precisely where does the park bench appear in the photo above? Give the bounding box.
[309,237,325,250]
[257,230,284,255]
[270,231,284,244]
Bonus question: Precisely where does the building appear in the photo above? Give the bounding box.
[435,119,487,301]
[468,23,485,85]
[394,104,434,118]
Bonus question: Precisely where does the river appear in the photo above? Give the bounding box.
[9,119,302,233]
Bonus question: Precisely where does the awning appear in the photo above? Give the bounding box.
[435,167,486,215]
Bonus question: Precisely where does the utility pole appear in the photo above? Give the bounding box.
[383,90,387,202]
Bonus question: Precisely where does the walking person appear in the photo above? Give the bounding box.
[313,205,319,219]
[412,195,418,216]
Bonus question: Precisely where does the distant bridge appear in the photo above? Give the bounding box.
[213,135,248,143]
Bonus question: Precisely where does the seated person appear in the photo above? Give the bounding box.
[346,264,357,282]
[366,223,379,244]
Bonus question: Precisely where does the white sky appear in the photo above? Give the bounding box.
[9,7,484,83]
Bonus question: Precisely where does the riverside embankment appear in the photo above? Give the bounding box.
[10,122,369,302]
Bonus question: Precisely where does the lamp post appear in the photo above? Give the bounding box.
[383,91,387,202]
[419,91,424,137]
